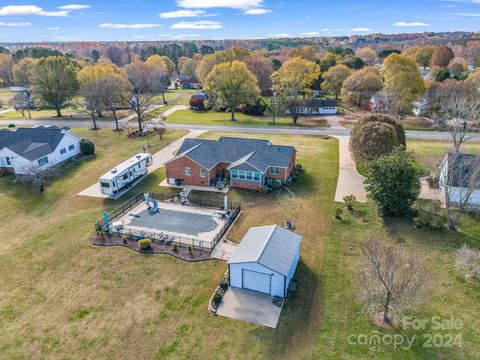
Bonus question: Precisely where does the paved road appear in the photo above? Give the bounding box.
[1,118,478,141]
[77,129,206,199]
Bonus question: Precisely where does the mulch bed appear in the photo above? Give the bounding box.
[91,233,213,262]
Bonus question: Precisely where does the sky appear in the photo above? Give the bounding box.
[0,0,479,42]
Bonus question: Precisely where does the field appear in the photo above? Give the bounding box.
[0,129,479,359]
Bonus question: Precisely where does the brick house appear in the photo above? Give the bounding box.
[164,137,297,190]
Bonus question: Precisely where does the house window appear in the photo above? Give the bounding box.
[200,168,206,177]
[68,144,75,151]
[270,167,280,175]
[246,172,253,180]
[5,157,12,166]
[60,148,66,155]
[38,156,49,166]
[231,170,238,179]
[185,167,191,176]
[239,171,246,180]
[254,172,260,181]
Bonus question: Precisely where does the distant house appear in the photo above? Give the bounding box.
[12,92,35,111]
[412,98,428,116]
[179,77,202,90]
[440,153,480,209]
[189,91,208,111]
[164,137,297,190]
[0,126,81,175]
[285,99,337,116]
[228,224,302,298]
[368,94,386,111]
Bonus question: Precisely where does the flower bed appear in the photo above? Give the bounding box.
[91,233,212,262]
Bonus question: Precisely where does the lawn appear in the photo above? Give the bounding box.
[0,87,15,108]
[0,130,479,359]
[165,109,328,127]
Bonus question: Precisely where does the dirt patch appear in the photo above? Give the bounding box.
[298,117,329,127]
[91,233,213,262]
[371,312,401,329]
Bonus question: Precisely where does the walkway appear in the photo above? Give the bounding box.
[327,117,367,203]
[211,240,237,261]
[77,129,205,199]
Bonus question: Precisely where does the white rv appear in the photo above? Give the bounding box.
[99,153,153,195]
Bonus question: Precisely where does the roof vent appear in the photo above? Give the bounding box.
[111,168,117,174]
[136,155,141,159]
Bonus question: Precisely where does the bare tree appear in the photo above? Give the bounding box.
[440,153,480,230]
[124,60,168,133]
[455,244,480,280]
[17,163,61,192]
[359,238,428,325]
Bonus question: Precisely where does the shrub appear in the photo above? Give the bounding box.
[365,147,420,216]
[350,114,405,163]
[188,245,192,252]
[172,243,178,252]
[427,175,439,189]
[98,231,105,238]
[455,244,480,279]
[343,195,357,211]
[272,181,281,190]
[139,238,152,250]
[335,207,343,219]
[122,235,128,244]
[413,210,444,230]
[219,280,228,291]
[8,123,15,129]
[80,139,95,155]
[213,293,222,305]
[258,186,268,194]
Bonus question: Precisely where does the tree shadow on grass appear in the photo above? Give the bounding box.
[246,261,325,359]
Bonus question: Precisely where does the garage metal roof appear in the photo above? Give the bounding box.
[228,225,302,277]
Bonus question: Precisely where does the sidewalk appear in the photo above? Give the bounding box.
[77,129,205,199]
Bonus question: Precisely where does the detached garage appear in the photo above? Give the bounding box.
[228,225,302,298]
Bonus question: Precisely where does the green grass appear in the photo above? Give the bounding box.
[0,87,15,108]
[165,109,328,127]
[0,131,479,359]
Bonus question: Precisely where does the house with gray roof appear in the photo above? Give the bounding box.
[0,126,81,175]
[164,137,296,190]
[228,225,302,298]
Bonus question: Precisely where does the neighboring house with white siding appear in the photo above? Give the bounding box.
[439,152,480,209]
[0,126,81,175]
[228,225,302,298]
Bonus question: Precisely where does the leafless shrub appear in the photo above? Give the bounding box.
[359,238,429,325]
[455,244,480,280]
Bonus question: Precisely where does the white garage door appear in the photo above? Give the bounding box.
[242,269,271,294]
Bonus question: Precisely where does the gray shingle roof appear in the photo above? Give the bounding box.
[171,137,295,172]
[0,126,68,161]
[228,225,302,277]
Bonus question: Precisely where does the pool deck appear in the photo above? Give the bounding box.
[115,201,227,247]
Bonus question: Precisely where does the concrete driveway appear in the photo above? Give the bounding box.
[77,129,205,199]
[216,287,283,328]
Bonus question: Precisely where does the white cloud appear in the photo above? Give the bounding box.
[159,9,208,18]
[0,21,31,27]
[177,0,263,9]
[171,34,199,39]
[58,4,91,10]
[0,5,69,17]
[45,27,60,31]
[302,32,319,36]
[450,12,480,16]
[244,8,272,15]
[171,20,222,29]
[99,23,162,29]
[350,27,372,31]
[268,33,290,38]
[393,21,430,27]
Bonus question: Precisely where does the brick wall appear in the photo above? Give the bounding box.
[165,156,209,186]
[231,179,262,190]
